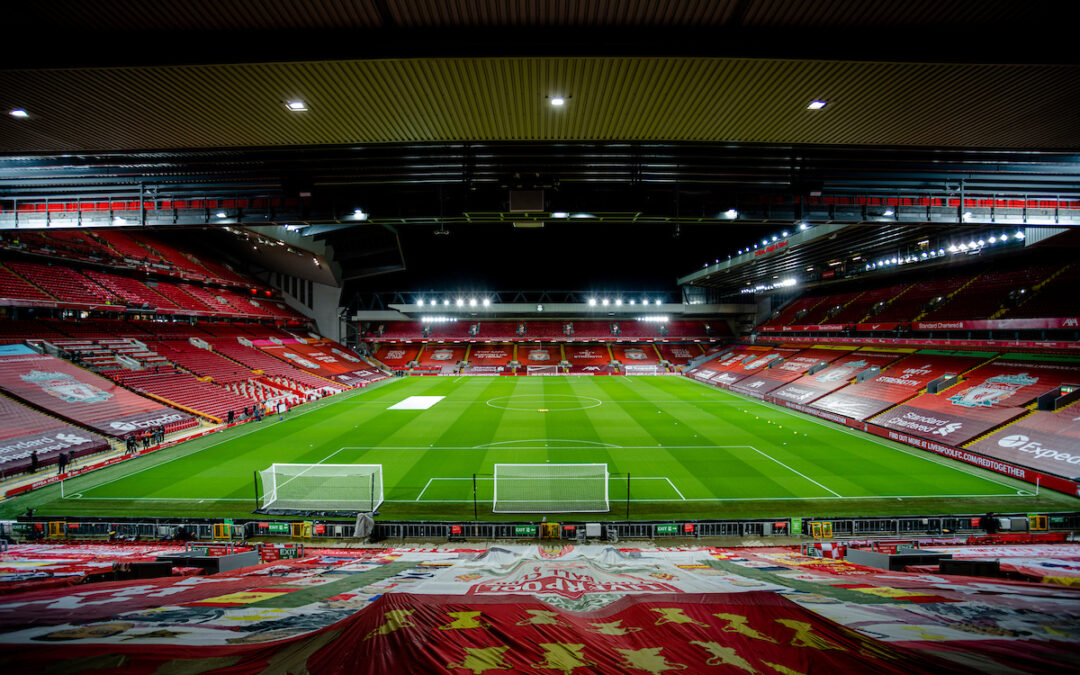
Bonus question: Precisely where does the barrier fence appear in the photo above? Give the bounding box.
[5,511,1077,544]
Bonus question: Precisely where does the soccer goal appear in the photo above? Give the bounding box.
[526,365,560,375]
[257,463,383,512]
[492,463,609,513]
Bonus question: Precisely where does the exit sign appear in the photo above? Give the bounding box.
[514,526,537,536]
[656,524,678,534]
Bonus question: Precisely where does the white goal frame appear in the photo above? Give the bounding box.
[258,463,383,512]
[492,463,609,513]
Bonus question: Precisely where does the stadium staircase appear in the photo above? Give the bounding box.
[913,274,982,321]
[856,283,914,323]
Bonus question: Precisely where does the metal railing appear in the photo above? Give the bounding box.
[6,511,1076,544]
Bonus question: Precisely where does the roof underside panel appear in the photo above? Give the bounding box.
[2,57,1078,153]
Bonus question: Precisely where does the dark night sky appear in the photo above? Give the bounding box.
[342,221,778,296]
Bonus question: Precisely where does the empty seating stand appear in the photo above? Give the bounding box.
[105,366,255,422]
[5,261,113,306]
[149,340,254,383]
[0,264,55,303]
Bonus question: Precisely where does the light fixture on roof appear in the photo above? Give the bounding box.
[602,299,610,306]
[771,235,778,242]
[216,211,227,218]
[469,298,477,307]
[798,223,808,230]
[443,299,450,306]
[962,211,973,221]
[989,236,997,243]
[551,212,569,219]
[285,100,308,112]
[807,100,827,110]
[642,299,649,306]
[948,245,958,252]
[353,209,368,221]
[456,298,464,307]
[781,231,789,237]
[883,209,895,217]
[654,299,661,305]
[482,298,490,307]
[615,299,623,306]
[1015,230,1025,240]
[588,298,597,306]
[9,109,29,118]
[723,209,738,219]
[629,299,636,305]
[417,299,424,307]
[977,239,985,246]
[549,97,565,107]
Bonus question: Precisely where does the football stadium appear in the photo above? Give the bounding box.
[2,3,1080,673]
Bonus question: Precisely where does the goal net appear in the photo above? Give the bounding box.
[527,365,560,375]
[493,463,609,513]
[258,463,383,512]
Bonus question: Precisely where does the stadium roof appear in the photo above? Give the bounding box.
[2,1,1078,291]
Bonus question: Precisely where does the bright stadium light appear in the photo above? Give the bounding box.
[1015,230,1025,240]
[723,209,738,219]
[761,239,768,246]
[602,299,609,306]
[629,299,636,305]
[353,209,368,220]
[883,209,895,216]
[654,299,661,305]
[799,223,808,230]
[482,298,490,307]
[551,212,569,219]
[216,211,228,218]
[588,298,597,306]
[977,239,985,246]
[782,230,789,237]
[443,299,450,306]
[469,298,477,307]
[989,236,997,243]
[456,298,464,307]
[615,299,622,306]
[417,299,424,307]
[807,100,827,110]
[771,235,778,242]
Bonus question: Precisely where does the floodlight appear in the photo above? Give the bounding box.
[285,100,308,111]
[807,100,827,110]
[482,298,490,307]
[602,299,609,306]
[883,209,895,216]
[456,298,464,307]
[615,299,622,306]
[9,109,29,118]
[417,299,424,307]
[588,298,597,306]
[1015,231,1025,240]
[469,298,477,307]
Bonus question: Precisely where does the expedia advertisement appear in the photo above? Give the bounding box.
[969,411,1080,480]
[94,409,194,437]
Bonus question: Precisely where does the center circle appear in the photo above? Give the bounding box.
[486,394,603,412]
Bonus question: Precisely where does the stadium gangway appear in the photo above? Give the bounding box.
[826,517,980,538]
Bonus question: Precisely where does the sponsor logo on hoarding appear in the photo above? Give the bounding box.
[109,412,187,432]
[281,352,320,369]
[932,421,963,436]
[948,373,1039,408]
[995,434,1080,466]
[817,360,866,383]
[430,349,456,361]
[745,355,776,370]
[20,370,113,404]
[776,386,819,402]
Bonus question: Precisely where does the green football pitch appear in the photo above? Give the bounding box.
[5,375,1080,521]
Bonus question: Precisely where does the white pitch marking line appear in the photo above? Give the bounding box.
[415,477,434,502]
[748,446,843,497]
[684,377,1029,494]
[663,477,686,501]
[386,492,1022,504]
[73,385,375,497]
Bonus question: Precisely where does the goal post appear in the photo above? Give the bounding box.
[493,463,609,513]
[526,365,559,375]
[257,463,383,512]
